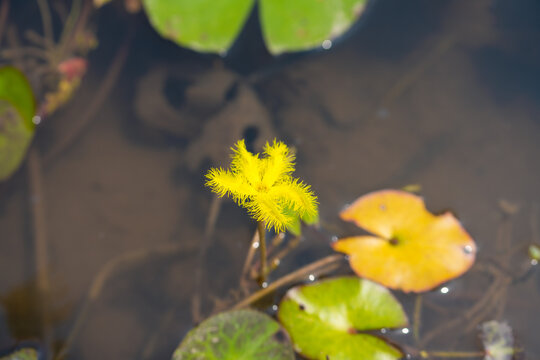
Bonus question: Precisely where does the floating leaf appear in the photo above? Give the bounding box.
[259,0,368,54]
[140,0,368,54]
[141,0,254,54]
[0,67,36,126]
[480,321,514,360]
[172,309,294,360]
[278,276,406,360]
[332,190,476,292]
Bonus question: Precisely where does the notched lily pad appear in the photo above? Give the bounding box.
[172,309,294,360]
[141,0,254,53]
[278,276,407,360]
[333,190,477,292]
[140,0,369,54]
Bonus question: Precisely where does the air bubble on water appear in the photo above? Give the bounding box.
[322,40,332,50]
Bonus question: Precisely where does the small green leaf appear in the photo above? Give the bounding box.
[0,67,36,180]
[528,244,540,261]
[259,0,368,54]
[172,309,294,360]
[0,101,34,180]
[141,0,254,53]
[278,276,407,360]
[0,67,35,128]
[284,204,319,236]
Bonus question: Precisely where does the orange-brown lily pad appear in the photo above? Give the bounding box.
[332,190,476,292]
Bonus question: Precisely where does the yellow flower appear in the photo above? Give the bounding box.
[205,139,318,232]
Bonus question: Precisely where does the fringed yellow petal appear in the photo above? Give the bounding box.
[246,193,295,232]
[230,140,262,186]
[205,168,256,203]
[269,179,318,219]
[261,140,295,188]
[205,138,318,234]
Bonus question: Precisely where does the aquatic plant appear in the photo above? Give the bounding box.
[206,139,318,281]
[333,190,477,292]
[206,139,318,233]
[97,0,369,54]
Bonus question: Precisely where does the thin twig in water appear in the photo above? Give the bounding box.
[55,243,192,360]
[140,308,176,360]
[192,195,223,323]
[233,254,344,310]
[240,229,259,294]
[420,269,504,347]
[413,294,423,343]
[204,195,222,239]
[421,350,485,358]
[267,235,301,273]
[27,148,53,360]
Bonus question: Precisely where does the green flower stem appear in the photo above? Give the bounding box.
[258,221,267,284]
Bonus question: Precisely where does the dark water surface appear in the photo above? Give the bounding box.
[1,0,540,359]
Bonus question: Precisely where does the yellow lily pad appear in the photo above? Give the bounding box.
[332,190,476,292]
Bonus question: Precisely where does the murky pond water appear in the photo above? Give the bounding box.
[1,0,540,359]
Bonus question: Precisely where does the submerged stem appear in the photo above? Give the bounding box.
[36,0,54,45]
[28,150,53,359]
[413,294,423,343]
[421,350,485,358]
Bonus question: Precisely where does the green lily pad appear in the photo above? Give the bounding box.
[278,276,407,360]
[141,0,254,54]
[259,0,368,54]
[172,309,294,360]
[140,0,368,54]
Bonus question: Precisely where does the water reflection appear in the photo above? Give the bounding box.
[1,0,540,359]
